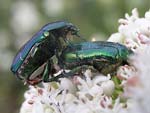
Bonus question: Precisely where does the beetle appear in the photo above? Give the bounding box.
[48,41,132,81]
[10,21,80,85]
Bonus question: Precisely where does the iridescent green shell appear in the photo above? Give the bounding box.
[60,41,132,74]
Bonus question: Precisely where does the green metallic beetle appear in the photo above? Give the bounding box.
[10,21,81,85]
[48,41,132,81]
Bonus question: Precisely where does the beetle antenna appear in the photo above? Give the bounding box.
[76,33,87,42]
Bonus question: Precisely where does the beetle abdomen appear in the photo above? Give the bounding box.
[60,41,131,74]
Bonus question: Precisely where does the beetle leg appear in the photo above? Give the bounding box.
[55,49,65,73]
[42,59,57,82]
[43,61,51,82]
[63,65,89,77]
[75,33,87,42]
[45,65,89,82]
[42,59,64,82]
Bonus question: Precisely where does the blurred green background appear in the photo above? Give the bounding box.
[0,0,149,113]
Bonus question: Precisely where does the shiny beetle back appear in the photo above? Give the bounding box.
[11,21,79,84]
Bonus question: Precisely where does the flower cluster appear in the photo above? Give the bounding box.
[108,8,150,51]
[109,8,150,113]
[20,9,150,113]
[20,70,121,113]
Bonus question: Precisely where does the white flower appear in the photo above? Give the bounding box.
[60,78,77,94]
[119,46,150,113]
[107,33,124,43]
[101,80,115,96]
[109,8,150,51]
[108,8,150,113]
